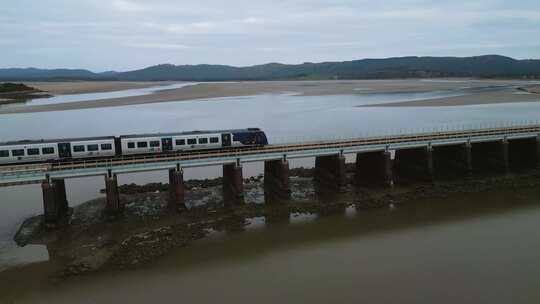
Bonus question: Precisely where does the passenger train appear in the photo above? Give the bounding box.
[0,128,268,165]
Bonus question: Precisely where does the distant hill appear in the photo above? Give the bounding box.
[0,68,117,81]
[2,55,540,81]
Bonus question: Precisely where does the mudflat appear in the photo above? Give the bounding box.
[366,90,540,107]
[25,81,177,95]
[1,79,539,114]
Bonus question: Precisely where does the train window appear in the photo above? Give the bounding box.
[137,142,148,148]
[101,143,112,150]
[175,139,185,146]
[87,144,99,152]
[187,138,197,145]
[128,142,135,149]
[12,149,25,156]
[0,150,8,157]
[150,141,160,147]
[198,138,208,144]
[27,148,40,155]
[42,147,54,154]
[74,145,85,152]
[210,137,219,143]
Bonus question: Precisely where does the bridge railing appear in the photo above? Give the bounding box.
[1,123,539,179]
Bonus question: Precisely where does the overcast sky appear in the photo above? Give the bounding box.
[1,0,539,71]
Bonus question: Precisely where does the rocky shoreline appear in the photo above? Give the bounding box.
[13,167,540,278]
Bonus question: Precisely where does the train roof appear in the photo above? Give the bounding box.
[118,128,262,139]
[0,136,116,147]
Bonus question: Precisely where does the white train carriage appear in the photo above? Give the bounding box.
[0,136,117,165]
[0,141,60,164]
[120,131,225,155]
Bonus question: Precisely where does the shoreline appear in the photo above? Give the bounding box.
[1,79,539,114]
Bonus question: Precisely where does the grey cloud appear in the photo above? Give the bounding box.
[1,0,539,70]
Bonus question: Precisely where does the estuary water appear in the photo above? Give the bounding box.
[0,84,540,302]
[2,186,540,303]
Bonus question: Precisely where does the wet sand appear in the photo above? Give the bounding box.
[1,79,538,114]
[25,81,177,95]
[366,90,540,107]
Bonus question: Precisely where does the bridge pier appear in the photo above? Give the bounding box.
[471,140,509,175]
[223,162,244,206]
[394,146,434,184]
[314,154,346,191]
[355,151,393,187]
[264,159,291,203]
[41,179,69,227]
[168,167,186,211]
[537,137,540,170]
[433,143,473,179]
[105,174,123,217]
[507,138,540,172]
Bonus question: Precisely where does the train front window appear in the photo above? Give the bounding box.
[101,144,112,150]
[42,147,54,154]
[150,141,160,147]
[12,149,24,156]
[27,148,40,155]
[137,142,148,148]
[210,137,219,143]
[175,139,185,146]
[187,138,197,145]
[128,142,135,149]
[198,138,208,144]
[87,144,99,151]
[0,150,8,157]
[74,145,85,152]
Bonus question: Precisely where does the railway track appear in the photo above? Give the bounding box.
[1,124,538,175]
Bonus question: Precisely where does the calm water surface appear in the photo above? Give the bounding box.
[1,187,539,303]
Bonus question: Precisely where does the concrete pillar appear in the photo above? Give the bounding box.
[355,151,392,187]
[432,143,472,179]
[394,146,434,184]
[465,142,473,178]
[502,140,510,174]
[105,174,123,217]
[507,138,540,172]
[53,179,69,216]
[314,154,346,191]
[223,162,244,206]
[471,140,509,175]
[42,180,59,227]
[264,159,291,203]
[41,179,69,227]
[168,168,186,211]
[537,137,540,170]
[265,206,291,224]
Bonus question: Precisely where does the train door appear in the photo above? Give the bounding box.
[221,133,232,147]
[161,138,173,152]
[57,142,72,158]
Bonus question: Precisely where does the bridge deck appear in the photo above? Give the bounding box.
[1,125,539,186]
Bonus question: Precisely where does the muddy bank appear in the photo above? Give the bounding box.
[13,168,540,279]
[0,83,51,105]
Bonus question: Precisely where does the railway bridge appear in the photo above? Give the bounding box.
[1,124,540,227]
